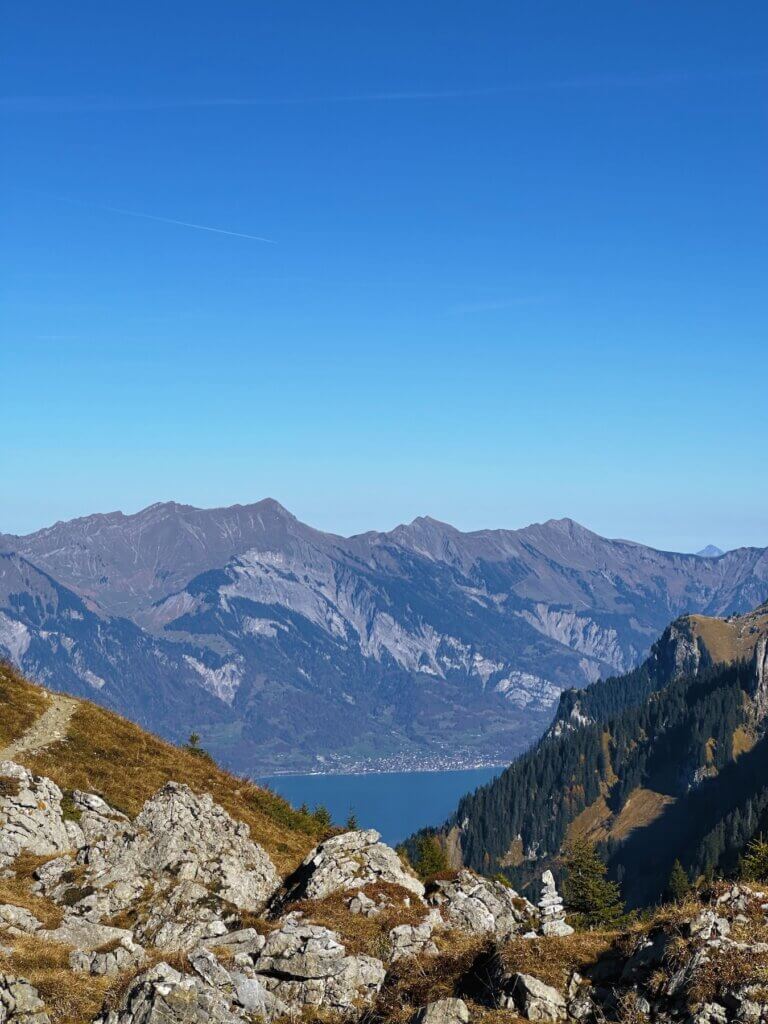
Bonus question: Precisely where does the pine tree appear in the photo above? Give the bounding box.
[313,805,332,830]
[666,859,690,902]
[562,839,624,928]
[413,834,448,880]
[346,810,359,831]
[741,834,768,882]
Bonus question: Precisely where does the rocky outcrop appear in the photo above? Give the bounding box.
[0,762,77,868]
[427,870,536,939]
[278,829,425,907]
[538,870,573,937]
[34,781,280,951]
[0,906,42,938]
[95,962,253,1024]
[0,975,50,1023]
[252,914,386,1015]
[89,783,279,911]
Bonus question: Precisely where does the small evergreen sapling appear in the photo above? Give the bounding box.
[413,834,448,880]
[563,838,624,928]
[666,859,690,902]
[740,834,768,882]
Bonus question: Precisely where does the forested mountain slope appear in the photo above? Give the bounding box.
[423,604,768,906]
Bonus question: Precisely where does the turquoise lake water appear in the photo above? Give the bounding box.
[259,766,504,846]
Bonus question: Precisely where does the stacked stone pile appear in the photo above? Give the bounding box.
[538,869,574,937]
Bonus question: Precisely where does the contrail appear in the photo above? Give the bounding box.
[36,192,276,243]
[89,202,276,243]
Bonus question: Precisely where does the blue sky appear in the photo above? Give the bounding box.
[2,2,766,552]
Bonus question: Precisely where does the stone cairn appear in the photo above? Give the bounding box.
[538,869,573,937]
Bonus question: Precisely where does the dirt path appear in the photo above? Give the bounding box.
[0,692,77,760]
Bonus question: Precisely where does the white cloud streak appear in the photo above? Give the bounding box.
[1,69,764,114]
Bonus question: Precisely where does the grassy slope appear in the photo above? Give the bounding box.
[0,662,323,874]
[688,604,768,665]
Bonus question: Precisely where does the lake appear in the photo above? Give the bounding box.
[259,766,504,846]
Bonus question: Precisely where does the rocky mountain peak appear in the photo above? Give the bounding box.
[697,544,725,558]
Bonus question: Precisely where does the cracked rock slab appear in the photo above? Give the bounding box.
[0,762,75,868]
[252,914,386,1015]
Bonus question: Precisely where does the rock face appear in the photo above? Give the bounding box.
[96,915,387,1023]
[0,974,50,1024]
[0,762,76,868]
[278,829,425,906]
[427,870,536,939]
[538,870,573,937]
[70,936,144,977]
[252,915,386,1014]
[93,783,280,912]
[0,906,42,938]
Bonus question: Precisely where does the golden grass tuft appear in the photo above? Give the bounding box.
[0,852,65,930]
[372,932,486,1023]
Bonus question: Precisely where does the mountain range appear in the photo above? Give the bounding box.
[1,499,767,774]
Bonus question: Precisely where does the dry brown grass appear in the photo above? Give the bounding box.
[372,932,486,1024]
[567,795,613,843]
[689,942,768,1003]
[0,935,113,1024]
[497,930,614,990]
[0,669,324,874]
[293,882,430,959]
[567,787,674,846]
[0,852,65,929]
[0,664,49,749]
[610,788,675,841]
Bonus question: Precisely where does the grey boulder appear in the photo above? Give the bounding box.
[505,973,567,1022]
[411,997,471,1023]
[278,829,424,906]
